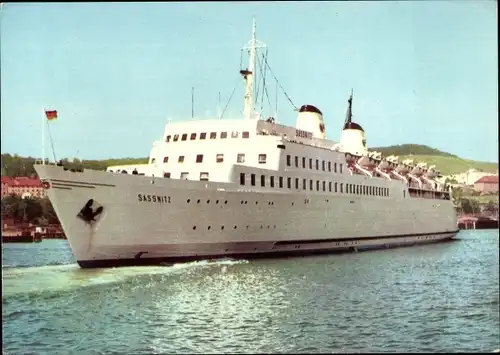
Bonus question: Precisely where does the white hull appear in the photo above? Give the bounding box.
[35,165,459,268]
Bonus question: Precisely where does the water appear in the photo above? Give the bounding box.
[2,231,499,354]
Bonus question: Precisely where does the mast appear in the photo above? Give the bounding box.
[344,88,353,126]
[240,18,266,120]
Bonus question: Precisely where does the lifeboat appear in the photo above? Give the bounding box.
[411,162,427,177]
[425,165,438,179]
[395,161,410,174]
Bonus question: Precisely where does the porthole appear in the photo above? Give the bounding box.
[244,201,248,204]
[267,225,270,229]
[208,226,211,230]
[255,201,258,205]
[246,225,249,229]
[207,200,210,204]
[233,225,237,229]
[193,226,196,230]
[224,201,228,204]
[260,225,263,229]
[197,199,201,203]
[291,202,294,206]
[241,201,244,204]
[221,226,225,230]
[187,199,191,203]
[216,200,219,204]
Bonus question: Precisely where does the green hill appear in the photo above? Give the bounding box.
[369,144,497,175]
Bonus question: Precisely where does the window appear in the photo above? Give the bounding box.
[329,181,332,192]
[251,174,256,186]
[309,158,313,169]
[279,176,283,188]
[322,160,325,171]
[261,175,266,187]
[340,183,343,193]
[303,178,307,190]
[164,172,171,178]
[295,156,299,167]
[270,176,275,188]
[334,182,338,193]
[287,155,291,166]
[240,173,245,185]
[178,156,185,163]
[180,172,189,180]
[190,133,197,140]
[322,181,326,191]
[181,134,187,141]
[220,132,228,139]
[316,159,319,170]
[166,135,171,142]
[237,153,245,163]
[210,132,217,139]
[302,157,306,168]
[258,154,267,164]
[310,179,313,191]
[196,154,203,163]
[200,132,207,140]
[287,177,292,189]
[340,164,343,174]
[242,131,250,138]
[356,185,360,195]
[173,134,179,142]
[328,161,331,172]
[334,163,337,173]
[200,172,209,181]
[216,154,224,163]
[163,156,169,163]
[316,180,320,191]
[295,178,299,189]
[231,131,239,138]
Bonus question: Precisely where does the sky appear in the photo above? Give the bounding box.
[1,1,498,162]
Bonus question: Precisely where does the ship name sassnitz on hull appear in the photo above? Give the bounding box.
[137,194,171,203]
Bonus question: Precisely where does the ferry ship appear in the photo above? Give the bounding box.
[34,21,459,268]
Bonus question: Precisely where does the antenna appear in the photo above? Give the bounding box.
[191,86,194,119]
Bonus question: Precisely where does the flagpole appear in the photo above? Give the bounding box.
[42,109,45,165]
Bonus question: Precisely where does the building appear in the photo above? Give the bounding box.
[474,175,499,195]
[441,169,497,186]
[1,176,46,198]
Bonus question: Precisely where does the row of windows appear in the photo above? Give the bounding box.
[166,131,250,143]
[239,173,390,196]
[158,153,267,165]
[287,155,343,174]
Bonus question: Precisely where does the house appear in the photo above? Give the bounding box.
[1,176,46,198]
[474,175,499,195]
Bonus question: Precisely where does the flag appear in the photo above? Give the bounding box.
[45,110,58,120]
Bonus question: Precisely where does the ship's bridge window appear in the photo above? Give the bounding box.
[237,153,245,163]
[286,155,291,166]
[196,154,203,163]
[200,132,207,140]
[173,134,179,142]
[210,132,217,139]
[242,131,250,138]
[163,156,169,163]
[231,131,239,138]
[178,156,185,163]
[190,133,197,140]
[221,132,228,139]
[181,134,187,141]
[216,154,224,163]
[200,172,209,181]
[258,154,267,164]
[166,135,171,143]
